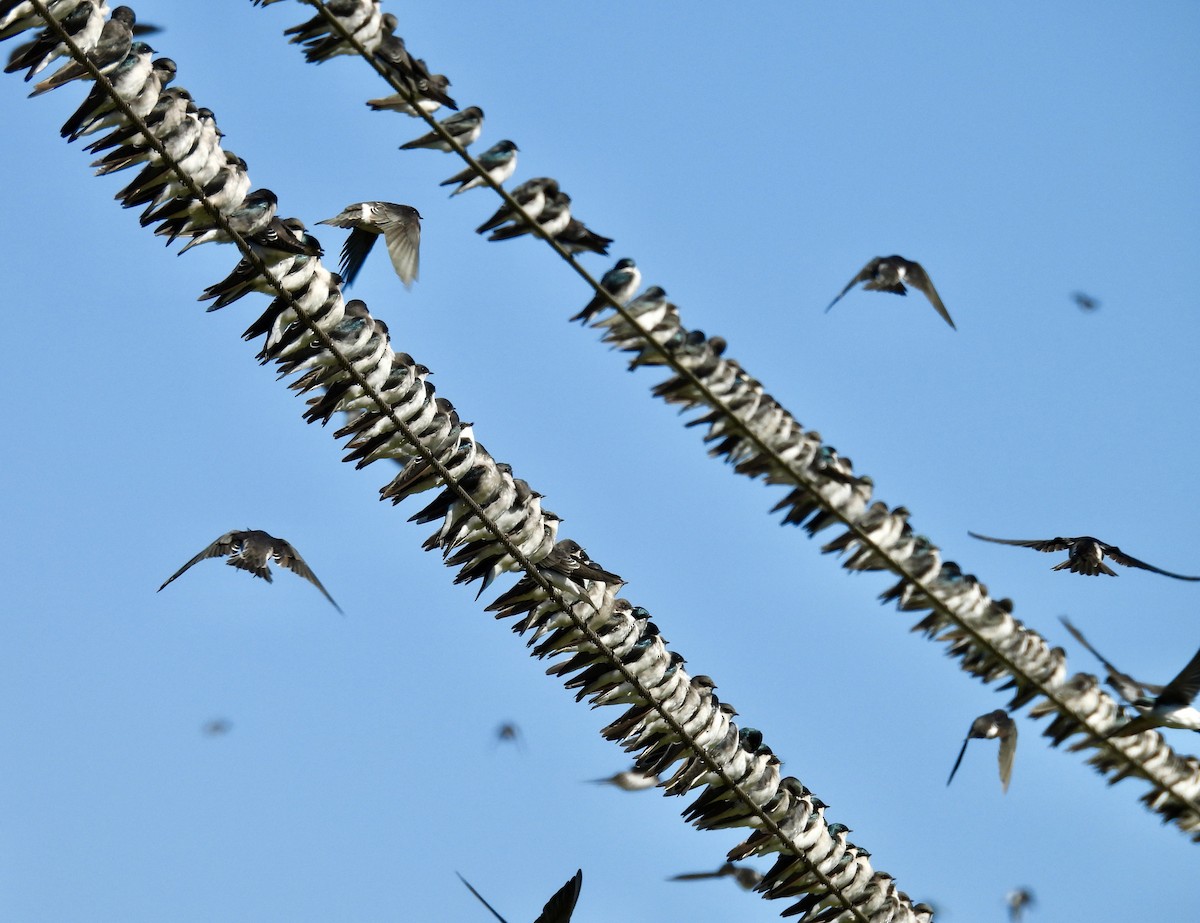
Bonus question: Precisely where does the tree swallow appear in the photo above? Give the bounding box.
[946,709,1017,792]
[668,862,762,891]
[457,869,583,923]
[157,529,341,613]
[317,201,421,288]
[487,191,571,242]
[1106,644,1200,738]
[475,177,558,234]
[570,258,640,324]
[1006,887,1035,922]
[587,767,659,791]
[554,218,613,256]
[29,5,136,96]
[826,255,955,330]
[1072,291,1100,311]
[968,531,1200,580]
[400,106,483,151]
[440,140,517,195]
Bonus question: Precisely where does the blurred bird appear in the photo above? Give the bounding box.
[202,718,232,737]
[494,722,523,749]
[826,255,955,330]
[440,139,518,195]
[554,218,612,257]
[587,768,659,791]
[458,869,583,923]
[1071,291,1100,311]
[317,201,421,288]
[570,258,640,324]
[1107,644,1200,738]
[400,106,483,151]
[158,529,341,613]
[946,709,1017,792]
[968,532,1200,580]
[669,862,762,891]
[1059,616,1162,705]
[1006,887,1035,922]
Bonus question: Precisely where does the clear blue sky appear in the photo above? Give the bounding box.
[2,2,1198,920]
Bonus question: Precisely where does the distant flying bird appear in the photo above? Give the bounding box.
[1106,644,1200,738]
[317,202,421,288]
[826,256,955,330]
[158,529,341,613]
[1059,616,1162,705]
[400,106,484,151]
[668,862,762,891]
[494,722,523,749]
[587,768,659,791]
[1071,291,1100,311]
[458,869,583,923]
[968,532,1200,580]
[946,709,1017,792]
[202,718,232,737]
[440,139,518,195]
[1006,887,1035,922]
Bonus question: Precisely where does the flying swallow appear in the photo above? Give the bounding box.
[400,106,483,151]
[826,256,955,329]
[587,768,659,791]
[494,722,522,749]
[1071,291,1099,311]
[440,140,518,195]
[458,869,583,923]
[1106,644,1200,738]
[157,529,341,613]
[570,258,640,324]
[968,532,1200,580]
[946,709,1017,792]
[202,718,232,737]
[1006,888,1035,922]
[669,862,762,891]
[1058,616,1162,705]
[317,201,421,287]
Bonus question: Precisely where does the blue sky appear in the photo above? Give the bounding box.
[2,2,1198,920]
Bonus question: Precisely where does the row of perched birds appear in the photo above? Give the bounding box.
[2,3,937,920]
[6,5,1194,923]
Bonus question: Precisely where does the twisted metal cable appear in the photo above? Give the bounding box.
[12,4,926,918]
[269,0,1200,836]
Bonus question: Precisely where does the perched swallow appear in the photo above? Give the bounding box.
[570,258,640,324]
[554,219,613,256]
[1006,888,1035,922]
[176,188,279,253]
[440,140,518,195]
[968,532,1200,580]
[5,0,105,80]
[475,177,559,234]
[30,4,135,96]
[202,718,232,737]
[1059,616,1162,705]
[400,106,483,151]
[458,869,583,923]
[1071,291,1099,311]
[157,529,341,613]
[669,862,762,891]
[317,201,421,288]
[587,768,659,791]
[1107,644,1200,738]
[487,191,571,242]
[946,709,1017,792]
[826,256,955,329]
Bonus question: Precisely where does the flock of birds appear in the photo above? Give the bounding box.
[4,0,1196,920]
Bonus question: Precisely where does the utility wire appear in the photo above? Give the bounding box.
[288,0,1200,832]
[20,4,907,918]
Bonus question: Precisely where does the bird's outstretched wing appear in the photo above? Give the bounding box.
[825,260,877,312]
[1157,645,1200,709]
[534,869,583,923]
[946,734,971,786]
[669,868,726,882]
[158,531,241,592]
[272,540,342,613]
[997,720,1017,793]
[378,212,420,288]
[1100,543,1200,581]
[336,227,379,287]
[1059,616,1162,702]
[903,261,956,330]
[1107,712,1160,739]
[457,873,508,923]
[968,532,1072,553]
